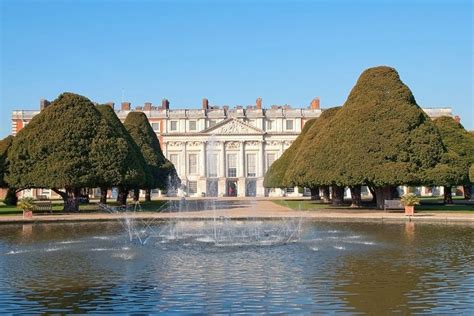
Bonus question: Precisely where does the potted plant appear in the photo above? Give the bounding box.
[18,197,35,219]
[400,193,420,216]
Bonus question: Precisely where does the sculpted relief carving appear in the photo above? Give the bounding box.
[226,141,240,150]
[213,119,261,135]
[167,141,182,147]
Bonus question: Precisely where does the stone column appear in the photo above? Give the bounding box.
[238,141,246,197]
[182,142,187,181]
[220,141,226,178]
[200,141,206,177]
[239,141,245,178]
[258,140,264,177]
[218,141,226,197]
[163,141,168,158]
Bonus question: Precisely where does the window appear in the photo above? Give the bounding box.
[169,154,179,168]
[188,154,198,175]
[151,122,160,132]
[188,181,197,194]
[267,153,276,171]
[246,153,256,177]
[207,153,218,177]
[286,187,295,193]
[227,154,237,177]
[209,119,217,128]
[286,120,294,130]
[189,120,197,131]
[266,120,273,131]
[170,121,178,131]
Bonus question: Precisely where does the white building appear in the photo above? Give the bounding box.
[11,98,455,198]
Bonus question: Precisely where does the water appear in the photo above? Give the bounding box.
[0,221,473,314]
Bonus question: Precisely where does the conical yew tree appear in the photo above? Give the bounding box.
[431,116,474,202]
[123,112,179,203]
[6,92,136,211]
[94,105,149,204]
[263,117,317,191]
[0,135,17,206]
[287,66,447,209]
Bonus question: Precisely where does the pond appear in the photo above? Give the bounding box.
[0,220,473,314]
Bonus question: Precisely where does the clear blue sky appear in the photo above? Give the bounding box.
[1,0,472,138]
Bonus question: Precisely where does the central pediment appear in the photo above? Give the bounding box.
[202,118,264,135]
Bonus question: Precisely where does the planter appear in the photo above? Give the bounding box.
[404,205,415,216]
[23,209,33,219]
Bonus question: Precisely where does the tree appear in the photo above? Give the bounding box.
[7,93,113,211]
[283,107,341,204]
[0,136,17,205]
[288,66,447,209]
[123,112,179,203]
[0,136,13,188]
[263,118,318,196]
[432,116,474,201]
[94,105,148,204]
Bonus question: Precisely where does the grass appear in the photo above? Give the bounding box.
[0,199,169,216]
[272,199,332,210]
[272,197,474,213]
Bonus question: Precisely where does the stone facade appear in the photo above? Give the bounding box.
[11,98,455,198]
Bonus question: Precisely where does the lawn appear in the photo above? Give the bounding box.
[0,199,169,216]
[272,197,474,213]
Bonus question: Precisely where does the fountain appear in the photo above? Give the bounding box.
[99,199,303,247]
[100,133,305,247]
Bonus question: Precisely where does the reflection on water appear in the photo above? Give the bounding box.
[0,221,473,313]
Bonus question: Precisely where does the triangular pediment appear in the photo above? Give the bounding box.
[202,118,264,135]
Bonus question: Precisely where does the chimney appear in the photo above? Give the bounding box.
[121,102,131,111]
[105,102,115,109]
[161,98,169,110]
[40,98,50,111]
[202,98,209,110]
[144,102,152,111]
[310,98,320,110]
[256,97,262,110]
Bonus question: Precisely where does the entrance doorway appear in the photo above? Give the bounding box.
[246,179,257,197]
[206,180,218,197]
[226,180,238,197]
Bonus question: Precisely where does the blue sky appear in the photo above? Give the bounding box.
[1,0,472,138]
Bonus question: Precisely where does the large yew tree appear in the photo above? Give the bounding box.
[6,92,138,211]
[289,66,446,209]
[263,118,317,193]
[432,116,474,202]
[123,112,179,203]
[283,107,341,204]
[0,136,16,205]
[337,67,445,208]
[94,105,148,204]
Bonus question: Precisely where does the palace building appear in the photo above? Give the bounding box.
[11,98,455,198]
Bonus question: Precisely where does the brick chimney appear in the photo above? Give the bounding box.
[202,98,209,110]
[105,102,114,109]
[310,98,320,110]
[256,97,262,109]
[40,98,50,111]
[121,102,131,111]
[161,99,170,110]
[144,102,152,111]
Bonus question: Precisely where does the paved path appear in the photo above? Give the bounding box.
[1,199,473,224]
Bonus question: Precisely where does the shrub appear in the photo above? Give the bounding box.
[17,197,35,211]
[400,193,420,206]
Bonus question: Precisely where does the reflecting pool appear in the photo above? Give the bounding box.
[1,221,473,313]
